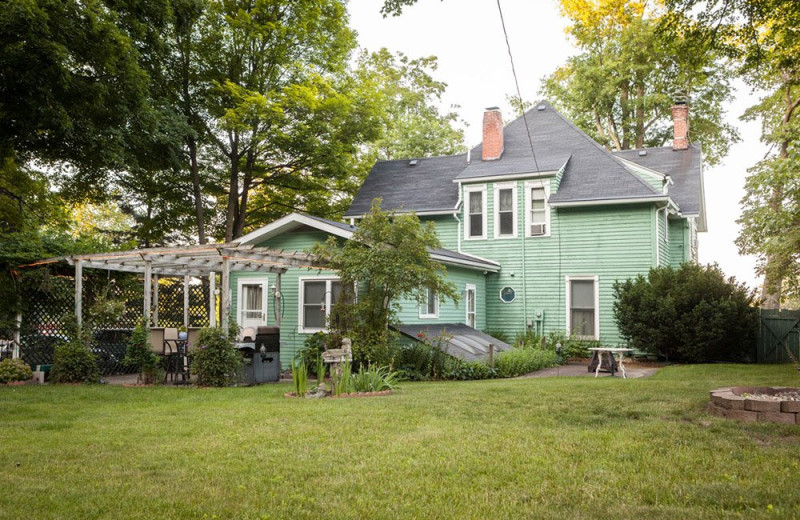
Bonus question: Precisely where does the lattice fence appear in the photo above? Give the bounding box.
[20,271,212,375]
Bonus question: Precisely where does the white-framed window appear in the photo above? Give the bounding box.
[465,186,487,240]
[493,183,517,238]
[419,286,438,319]
[525,180,551,237]
[465,284,477,328]
[298,277,342,333]
[566,276,599,340]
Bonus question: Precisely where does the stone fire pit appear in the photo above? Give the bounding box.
[708,387,800,424]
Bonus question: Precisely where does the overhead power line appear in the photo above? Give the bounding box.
[495,0,540,172]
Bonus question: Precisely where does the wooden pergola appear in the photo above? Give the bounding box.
[35,243,326,333]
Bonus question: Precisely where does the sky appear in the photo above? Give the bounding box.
[347,0,766,291]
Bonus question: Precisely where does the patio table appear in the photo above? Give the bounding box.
[588,347,634,379]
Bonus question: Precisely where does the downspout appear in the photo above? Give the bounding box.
[521,181,528,330]
[453,182,463,253]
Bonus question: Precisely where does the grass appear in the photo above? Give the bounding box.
[1,364,800,519]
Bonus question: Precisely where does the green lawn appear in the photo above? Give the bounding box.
[1,365,800,520]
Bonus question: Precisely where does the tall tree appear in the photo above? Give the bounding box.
[664,0,800,306]
[355,49,465,162]
[541,0,738,166]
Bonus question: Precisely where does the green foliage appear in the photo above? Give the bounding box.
[613,263,759,362]
[124,324,160,384]
[314,201,458,368]
[291,358,308,398]
[546,331,595,359]
[51,330,100,384]
[542,3,738,166]
[351,364,400,392]
[390,331,455,381]
[331,360,353,396]
[354,49,465,162]
[513,330,543,349]
[483,329,512,344]
[493,348,561,379]
[0,358,33,383]
[191,327,242,387]
[444,360,497,381]
[316,356,326,386]
[298,333,339,377]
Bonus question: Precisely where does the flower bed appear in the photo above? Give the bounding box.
[283,389,392,399]
[708,387,800,424]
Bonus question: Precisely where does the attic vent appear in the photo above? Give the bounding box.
[537,105,546,111]
[638,150,647,156]
[408,160,418,166]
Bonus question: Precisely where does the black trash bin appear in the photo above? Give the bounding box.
[238,327,280,384]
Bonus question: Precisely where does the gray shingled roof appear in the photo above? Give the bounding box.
[346,101,690,217]
[613,145,703,215]
[345,154,466,217]
[394,323,512,362]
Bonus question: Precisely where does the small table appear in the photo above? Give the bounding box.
[588,348,634,379]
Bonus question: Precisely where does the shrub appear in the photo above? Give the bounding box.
[514,330,544,349]
[351,364,400,392]
[191,327,243,387]
[444,360,497,380]
[51,335,100,384]
[124,323,161,384]
[546,331,595,359]
[390,331,454,380]
[298,332,330,376]
[613,263,758,363]
[0,358,33,383]
[494,348,560,378]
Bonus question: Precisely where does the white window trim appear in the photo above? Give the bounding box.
[237,277,269,326]
[419,287,439,319]
[524,180,551,238]
[565,275,600,340]
[465,283,477,327]
[464,185,487,240]
[493,182,518,239]
[298,276,341,334]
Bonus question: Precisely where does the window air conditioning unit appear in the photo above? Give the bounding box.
[530,223,546,236]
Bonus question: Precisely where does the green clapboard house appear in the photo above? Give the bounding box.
[232,101,705,364]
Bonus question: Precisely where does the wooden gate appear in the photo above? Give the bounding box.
[758,309,800,363]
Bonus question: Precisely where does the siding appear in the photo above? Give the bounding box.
[421,215,459,251]
[669,219,689,266]
[395,266,486,329]
[443,178,656,345]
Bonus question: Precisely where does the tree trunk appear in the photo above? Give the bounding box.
[224,134,240,243]
[188,137,206,244]
[634,83,645,149]
[620,82,630,150]
[760,85,800,308]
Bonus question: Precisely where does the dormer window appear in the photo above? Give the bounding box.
[494,183,517,238]
[465,186,487,240]
[525,181,551,237]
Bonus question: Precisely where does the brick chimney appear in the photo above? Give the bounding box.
[671,102,689,151]
[482,107,504,161]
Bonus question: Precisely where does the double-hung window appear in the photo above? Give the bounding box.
[494,183,517,238]
[566,276,598,339]
[419,286,438,319]
[525,181,550,237]
[465,186,487,239]
[299,278,342,333]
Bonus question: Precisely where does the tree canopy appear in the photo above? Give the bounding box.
[541,0,738,165]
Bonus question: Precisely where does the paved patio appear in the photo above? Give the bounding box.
[522,360,662,379]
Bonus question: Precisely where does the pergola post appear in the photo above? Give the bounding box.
[183,275,190,330]
[152,274,159,326]
[143,260,152,326]
[221,257,230,334]
[275,273,282,327]
[74,259,83,329]
[209,271,217,327]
